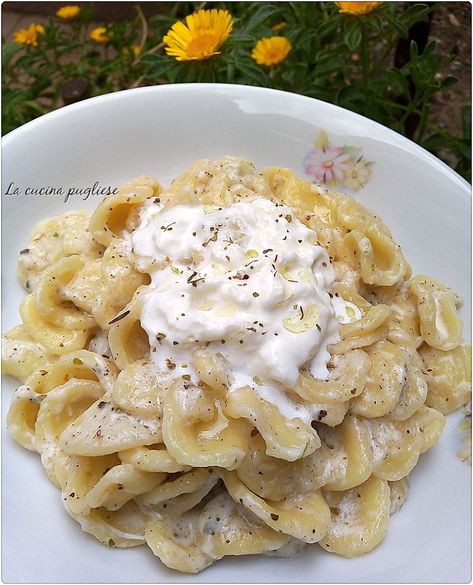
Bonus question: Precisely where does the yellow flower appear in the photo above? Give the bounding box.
[335,2,383,15]
[163,9,233,62]
[123,45,141,58]
[56,5,80,20]
[13,23,45,46]
[251,37,292,66]
[272,22,288,32]
[90,26,111,44]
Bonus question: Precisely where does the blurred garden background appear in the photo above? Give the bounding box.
[2,1,471,180]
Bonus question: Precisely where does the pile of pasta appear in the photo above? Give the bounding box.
[3,158,471,574]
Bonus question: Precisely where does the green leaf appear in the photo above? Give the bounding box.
[77,6,94,23]
[369,13,384,32]
[76,60,88,76]
[225,61,235,83]
[439,75,458,91]
[280,62,306,85]
[336,84,367,109]
[384,11,409,38]
[400,3,431,28]
[244,4,282,34]
[422,39,437,60]
[312,54,345,78]
[174,66,190,84]
[384,68,409,95]
[139,53,167,65]
[166,65,181,84]
[422,132,470,159]
[409,40,419,62]
[142,54,181,80]
[148,13,176,28]
[235,59,268,86]
[297,27,320,53]
[343,22,362,51]
[226,32,257,49]
[20,100,47,114]
[192,61,217,83]
[317,14,342,40]
[303,84,335,102]
[2,42,23,67]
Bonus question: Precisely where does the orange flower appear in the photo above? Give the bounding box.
[272,22,288,32]
[335,2,383,15]
[251,36,292,66]
[90,26,111,43]
[13,23,45,46]
[56,5,80,20]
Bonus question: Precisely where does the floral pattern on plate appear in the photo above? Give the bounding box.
[304,130,373,192]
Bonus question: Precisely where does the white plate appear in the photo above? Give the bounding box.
[2,84,471,584]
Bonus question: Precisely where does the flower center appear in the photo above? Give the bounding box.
[351,170,358,178]
[26,32,37,44]
[187,32,220,59]
[323,160,334,168]
[267,49,282,61]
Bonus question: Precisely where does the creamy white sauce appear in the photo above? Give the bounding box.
[132,196,359,420]
[88,331,112,358]
[331,295,362,324]
[329,492,358,538]
[365,420,403,468]
[264,538,307,558]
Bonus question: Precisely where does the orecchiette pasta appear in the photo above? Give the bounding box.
[329,304,391,354]
[2,157,470,574]
[420,342,472,413]
[2,325,51,382]
[320,475,391,557]
[409,275,463,351]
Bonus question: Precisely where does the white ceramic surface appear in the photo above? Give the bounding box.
[1,84,471,584]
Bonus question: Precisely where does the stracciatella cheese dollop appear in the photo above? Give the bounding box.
[132,197,356,397]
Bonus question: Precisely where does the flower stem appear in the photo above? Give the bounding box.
[132,42,164,67]
[135,5,148,56]
[416,101,430,143]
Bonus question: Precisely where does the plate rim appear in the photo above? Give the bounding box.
[2,83,471,194]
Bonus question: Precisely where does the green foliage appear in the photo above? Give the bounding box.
[422,106,471,182]
[2,2,469,180]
